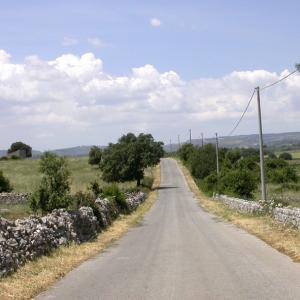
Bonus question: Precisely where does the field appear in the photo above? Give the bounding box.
[0,157,147,220]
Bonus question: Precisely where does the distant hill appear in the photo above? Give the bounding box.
[49,146,95,157]
[165,132,300,152]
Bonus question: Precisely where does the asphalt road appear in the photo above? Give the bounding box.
[37,158,300,300]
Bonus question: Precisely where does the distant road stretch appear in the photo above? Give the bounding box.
[37,158,300,300]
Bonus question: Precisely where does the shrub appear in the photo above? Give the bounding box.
[0,170,12,192]
[188,144,217,180]
[200,173,219,196]
[220,169,257,199]
[102,184,128,211]
[141,176,154,189]
[30,152,71,213]
[279,152,293,160]
[0,156,8,161]
[10,155,20,160]
[88,146,102,166]
[178,144,196,162]
[269,166,298,184]
[89,180,103,197]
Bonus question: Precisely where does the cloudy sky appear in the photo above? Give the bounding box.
[0,0,300,150]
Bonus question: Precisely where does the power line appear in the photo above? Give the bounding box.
[227,89,256,136]
[261,69,298,91]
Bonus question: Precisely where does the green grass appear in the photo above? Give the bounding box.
[0,157,154,220]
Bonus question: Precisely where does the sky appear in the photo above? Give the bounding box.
[0,0,300,150]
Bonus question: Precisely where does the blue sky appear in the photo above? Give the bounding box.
[0,1,300,149]
[1,0,299,79]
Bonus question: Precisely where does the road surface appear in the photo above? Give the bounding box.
[37,158,300,300]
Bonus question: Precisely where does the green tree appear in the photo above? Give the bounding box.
[8,141,32,157]
[88,146,102,166]
[178,144,196,162]
[279,152,293,160]
[0,170,12,192]
[220,169,257,199]
[30,152,71,213]
[100,133,164,186]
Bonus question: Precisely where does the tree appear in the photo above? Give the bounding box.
[279,152,293,160]
[8,141,32,157]
[100,133,164,186]
[88,146,102,166]
[178,144,196,162]
[30,152,71,213]
[0,171,12,192]
[296,63,300,72]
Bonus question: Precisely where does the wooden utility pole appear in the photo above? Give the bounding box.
[201,132,204,147]
[256,87,267,201]
[215,133,220,175]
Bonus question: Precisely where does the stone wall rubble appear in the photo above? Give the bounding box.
[0,192,146,277]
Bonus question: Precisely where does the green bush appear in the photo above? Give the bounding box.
[269,166,298,184]
[279,152,293,160]
[30,152,71,213]
[141,176,154,189]
[88,146,102,166]
[102,184,128,211]
[0,170,12,192]
[89,180,103,197]
[178,144,196,162]
[220,169,257,199]
[200,173,219,196]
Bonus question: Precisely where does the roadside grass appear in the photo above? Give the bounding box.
[0,204,31,220]
[0,164,160,300]
[176,159,300,264]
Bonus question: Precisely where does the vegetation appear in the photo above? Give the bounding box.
[88,146,102,166]
[30,152,72,213]
[100,133,164,186]
[8,141,32,157]
[178,144,298,201]
[0,170,12,192]
[279,152,293,160]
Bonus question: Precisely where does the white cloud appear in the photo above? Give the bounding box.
[0,48,300,149]
[62,37,79,46]
[150,18,161,27]
[87,38,107,48]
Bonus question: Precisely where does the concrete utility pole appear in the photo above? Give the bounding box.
[255,87,267,201]
[178,135,181,149]
[189,129,192,144]
[201,132,204,147]
[215,133,220,175]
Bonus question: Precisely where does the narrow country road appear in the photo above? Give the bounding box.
[37,158,300,300]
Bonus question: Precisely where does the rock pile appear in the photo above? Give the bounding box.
[0,192,146,277]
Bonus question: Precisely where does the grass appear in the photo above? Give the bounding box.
[176,159,300,264]
[0,157,144,220]
[0,164,161,300]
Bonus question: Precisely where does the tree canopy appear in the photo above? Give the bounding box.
[100,133,164,186]
[88,146,102,166]
[8,141,32,157]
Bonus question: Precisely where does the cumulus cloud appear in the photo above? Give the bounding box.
[62,37,79,46]
[150,18,161,27]
[87,38,107,48]
[0,48,300,149]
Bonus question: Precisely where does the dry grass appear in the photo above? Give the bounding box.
[0,165,161,300]
[176,159,300,263]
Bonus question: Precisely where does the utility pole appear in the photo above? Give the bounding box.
[178,135,181,149]
[215,133,220,175]
[189,129,192,144]
[201,132,204,147]
[256,87,267,201]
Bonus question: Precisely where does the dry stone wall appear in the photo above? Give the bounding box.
[213,194,300,230]
[213,194,263,214]
[0,193,28,205]
[0,192,146,277]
